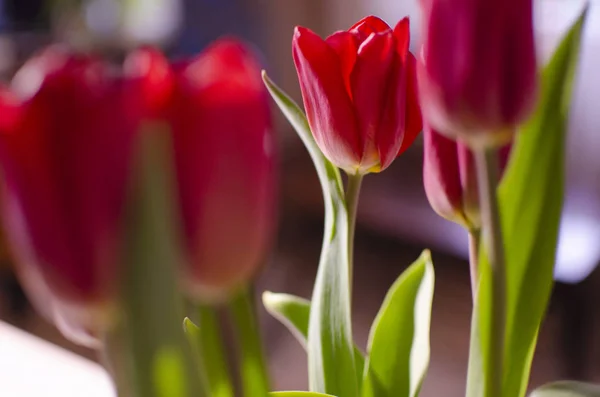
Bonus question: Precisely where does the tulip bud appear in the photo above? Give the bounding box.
[423,125,510,230]
[0,47,141,345]
[127,39,277,302]
[292,16,422,175]
[417,0,537,147]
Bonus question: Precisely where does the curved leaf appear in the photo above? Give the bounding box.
[270,392,336,397]
[263,72,358,397]
[530,382,600,397]
[362,250,434,397]
[262,291,365,389]
[262,292,311,347]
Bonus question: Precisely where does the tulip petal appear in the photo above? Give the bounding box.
[292,27,361,171]
[325,31,358,99]
[423,126,465,225]
[393,17,410,61]
[173,38,276,299]
[350,15,392,41]
[499,1,537,125]
[350,30,394,171]
[124,47,173,118]
[0,49,135,305]
[375,23,414,170]
[397,53,423,155]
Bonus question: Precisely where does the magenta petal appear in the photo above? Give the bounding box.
[423,126,464,224]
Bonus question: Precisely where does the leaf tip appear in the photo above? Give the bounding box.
[182,317,199,334]
[262,290,276,308]
[261,70,273,88]
[420,249,432,264]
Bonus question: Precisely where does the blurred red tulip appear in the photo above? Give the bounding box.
[418,0,537,147]
[292,16,422,174]
[127,39,276,302]
[0,47,141,345]
[0,39,275,345]
[423,124,511,230]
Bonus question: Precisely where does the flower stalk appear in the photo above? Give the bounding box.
[475,148,506,397]
[346,173,364,287]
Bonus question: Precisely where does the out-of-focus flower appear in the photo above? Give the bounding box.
[0,47,141,345]
[423,125,511,230]
[292,16,422,174]
[417,0,537,147]
[127,39,277,302]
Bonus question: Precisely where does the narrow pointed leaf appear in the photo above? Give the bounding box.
[362,250,434,397]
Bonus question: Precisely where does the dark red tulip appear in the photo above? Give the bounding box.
[127,39,277,301]
[0,47,141,344]
[423,124,511,230]
[418,0,537,147]
[292,16,422,174]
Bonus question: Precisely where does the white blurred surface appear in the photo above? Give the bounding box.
[0,322,115,397]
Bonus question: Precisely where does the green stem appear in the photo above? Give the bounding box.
[229,287,270,397]
[101,330,135,397]
[468,228,481,302]
[345,173,364,288]
[197,305,235,397]
[474,148,506,397]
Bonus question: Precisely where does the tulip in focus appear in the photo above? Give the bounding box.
[418,0,537,147]
[292,16,422,174]
[0,48,142,346]
[127,39,277,302]
[423,125,511,230]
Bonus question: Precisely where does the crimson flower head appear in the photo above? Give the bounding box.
[423,124,511,230]
[127,39,277,302]
[292,16,422,175]
[0,47,141,346]
[418,0,537,147]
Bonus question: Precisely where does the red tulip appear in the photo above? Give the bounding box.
[0,47,142,344]
[423,125,511,230]
[292,16,422,174]
[418,0,537,147]
[127,39,277,301]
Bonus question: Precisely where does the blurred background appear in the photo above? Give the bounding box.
[0,0,599,395]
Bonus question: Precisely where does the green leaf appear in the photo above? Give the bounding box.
[530,382,600,397]
[362,250,434,397]
[153,347,188,397]
[228,288,271,397]
[270,393,337,397]
[465,8,588,397]
[262,292,311,346]
[262,292,365,390]
[121,125,207,397]
[263,72,358,397]
[183,315,234,397]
